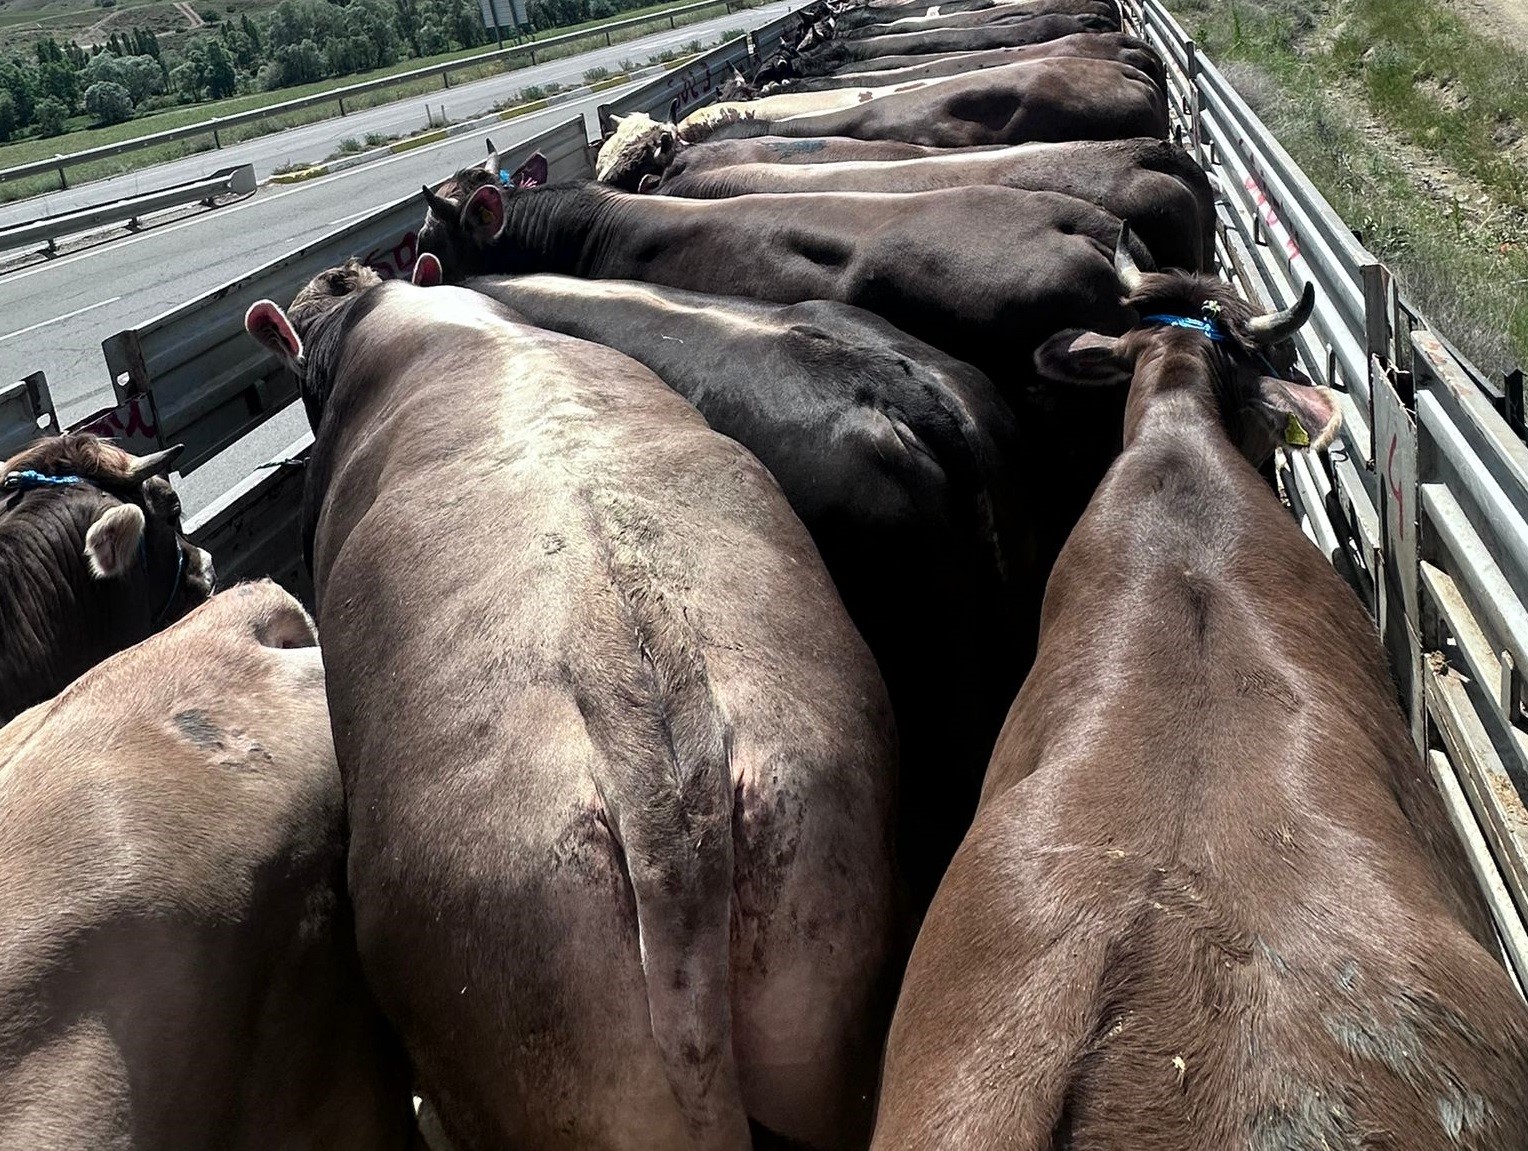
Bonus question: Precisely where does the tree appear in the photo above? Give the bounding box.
[34,97,67,136]
[38,61,78,113]
[0,91,15,141]
[84,80,134,124]
[83,52,163,103]
[0,57,36,128]
[204,39,237,96]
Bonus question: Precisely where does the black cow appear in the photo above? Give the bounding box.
[1,434,215,722]
[417,163,1150,403]
[786,12,1119,73]
[753,33,1164,95]
[431,269,1033,906]
[828,0,999,31]
[651,137,1214,272]
[842,0,1116,40]
[687,59,1166,148]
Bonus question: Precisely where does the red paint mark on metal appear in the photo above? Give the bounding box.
[1386,432,1405,540]
[77,393,159,453]
[1243,174,1301,262]
[363,230,418,280]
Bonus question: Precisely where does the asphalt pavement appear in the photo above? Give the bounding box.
[0,1,788,231]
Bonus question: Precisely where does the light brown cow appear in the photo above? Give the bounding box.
[0,581,415,1150]
[871,238,1528,1149]
[245,266,902,1151]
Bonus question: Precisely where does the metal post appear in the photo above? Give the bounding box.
[212,127,221,148]
[339,96,347,115]
[443,70,451,88]
[1185,38,1202,164]
[669,13,676,26]
[605,29,611,44]
[56,162,67,191]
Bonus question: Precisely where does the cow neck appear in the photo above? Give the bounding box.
[1122,339,1254,485]
[0,497,120,721]
[497,182,621,276]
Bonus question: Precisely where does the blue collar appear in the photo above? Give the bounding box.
[3,469,84,490]
[1141,314,1231,344]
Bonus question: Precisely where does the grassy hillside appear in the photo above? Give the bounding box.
[1165,0,1528,377]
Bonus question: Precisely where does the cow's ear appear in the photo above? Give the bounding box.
[85,503,146,579]
[636,173,661,193]
[510,151,548,188]
[244,299,304,366]
[1033,329,1132,387]
[460,183,505,245]
[412,252,443,286]
[1251,377,1341,452]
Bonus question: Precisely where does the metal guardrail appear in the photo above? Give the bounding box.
[0,0,757,193]
[0,372,58,459]
[101,116,592,477]
[595,6,796,127]
[0,164,255,256]
[1126,0,1528,991]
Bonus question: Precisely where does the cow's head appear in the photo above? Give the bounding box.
[753,48,800,85]
[718,63,757,102]
[245,258,388,429]
[592,111,681,191]
[413,148,548,281]
[0,434,216,721]
[1034,225,1337,464]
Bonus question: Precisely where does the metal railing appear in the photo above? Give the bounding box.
[1125,0,1528,991]
[0,164,254,256]
[0,372,58,460]
[101,115,593,477]
[0,0,757,194]
[595,7,798,127]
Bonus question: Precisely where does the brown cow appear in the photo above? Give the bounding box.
[245,265,901,1150]
[0,580,415,1150]
[650,137,1215,272]
[1,434,215,722]
[870,236,1528,1149]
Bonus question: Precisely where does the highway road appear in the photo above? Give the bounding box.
[0,1,788,231]
[0,1,793,517]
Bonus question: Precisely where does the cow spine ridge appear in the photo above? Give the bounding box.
[580,544,752,1149]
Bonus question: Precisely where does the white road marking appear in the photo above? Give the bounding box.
[327,209,373,226]
[0,295,121,342]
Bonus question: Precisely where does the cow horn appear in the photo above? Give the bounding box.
[421,185,457,221]
[121,444,185,483]
[1113,223,1145,295]
[1245,281,1316,346]
[608,112,626,128]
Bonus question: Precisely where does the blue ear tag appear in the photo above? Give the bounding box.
[499,169,513,186]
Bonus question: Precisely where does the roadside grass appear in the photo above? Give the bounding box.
[1167,0,1528,376]
[0,0,763,189]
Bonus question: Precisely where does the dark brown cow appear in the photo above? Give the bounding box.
[594,128,962,191]
[245,265,901,1150]
[785,12,1119,72]
[753,34,1165,95]
[651,137,1215,271]
[842,0,1116,40]
[0,581,415,1150]
[416,164,1150,405]
[0,434,215,723]
[687,58,1166,148]
[870,238,1528,1149]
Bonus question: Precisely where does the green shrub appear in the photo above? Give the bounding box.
[35,98,68,137]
